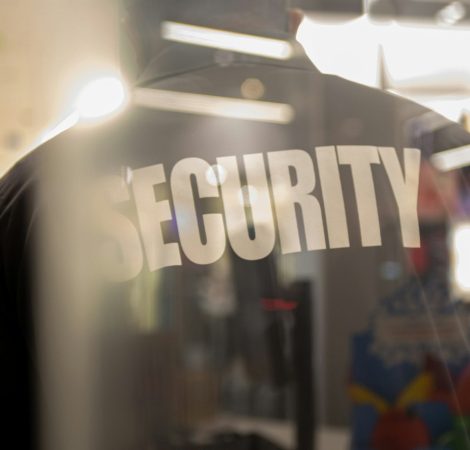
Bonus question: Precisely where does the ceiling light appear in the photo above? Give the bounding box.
[76,76,128,120]
[134,88,294,124]
[451,222,470,299]
[431,144,470,171]
[162,21,293,60]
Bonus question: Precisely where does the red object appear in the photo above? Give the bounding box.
[417,161,459,221]
[409,245,428,275]
[425,355,461,413]
[372,410,430,450]
[261,298,298,311]
[456,364,470,414]
[425,355,455,392]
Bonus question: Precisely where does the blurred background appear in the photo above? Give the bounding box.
[3,1,470,449]
[0,0,119,174]
[2,0,470,175]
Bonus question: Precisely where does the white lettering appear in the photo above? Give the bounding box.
[316,146,349,249]
[268,149,326,254]
[217,154,276,260]
[337,146,381,247]
[132,164,182,271]
[171,158,226,264]
[97,146,422,280]
[379,147,421,248]
[98,176,144,282]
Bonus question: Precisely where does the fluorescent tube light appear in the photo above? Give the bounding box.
[431,144,470,171]
[451,222,470,299]
[134,88,295,124]
[162,21,293,60]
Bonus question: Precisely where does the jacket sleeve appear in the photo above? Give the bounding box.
[0,157,38,449]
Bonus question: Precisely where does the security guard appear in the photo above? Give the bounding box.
[2,1,470,449]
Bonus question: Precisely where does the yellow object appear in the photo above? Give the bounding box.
[396,373,434,409]
[349,384,389,413]
[350,372,434,413]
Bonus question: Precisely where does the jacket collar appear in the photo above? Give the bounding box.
[136,40,318,88]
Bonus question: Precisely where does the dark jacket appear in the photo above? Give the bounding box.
[2,42,470,450]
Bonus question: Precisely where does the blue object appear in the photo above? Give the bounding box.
[351,404,379,449]
[410,402,453,442]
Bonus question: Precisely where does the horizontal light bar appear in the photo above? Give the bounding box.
[134,88,295,124]
[451,222,470,299]
[431,144,470,171]
[161,21,293,60]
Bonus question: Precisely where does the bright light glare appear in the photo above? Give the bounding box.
[134,88,294,124]
[39,111,80,146]
[297,14,470,119]
[206,164,228,186]
[298,14,470,86]
[381,24,470,88]
[76,76,128,120]
[21,111,80,157]
[297,15,380,87]
[451,223,470,298]
[162,21,293,60]
[437,2,466,25]
[409,96,470,122]
[432,144,470,171]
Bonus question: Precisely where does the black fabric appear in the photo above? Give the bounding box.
[1,45,470,449]
[0,156,38,449]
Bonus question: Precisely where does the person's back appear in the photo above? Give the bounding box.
[3,1,470,449]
